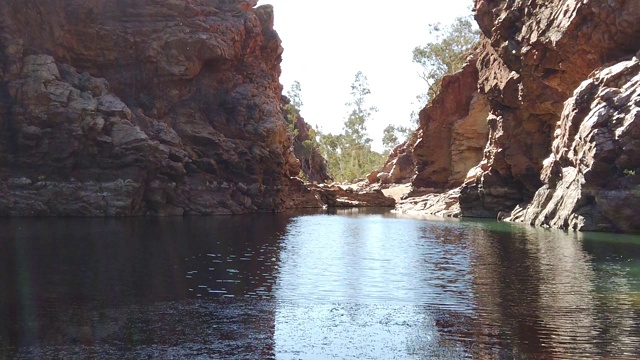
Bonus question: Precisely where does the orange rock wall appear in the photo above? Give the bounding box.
[388,0,640,232]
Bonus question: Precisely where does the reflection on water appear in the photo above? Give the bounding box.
[1,210,639,358]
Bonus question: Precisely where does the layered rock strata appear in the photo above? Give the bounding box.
[372,59,490,192]
[462,0,640,221]
[384,0,640,232]
[0,0,316,215]
[507,56,640,232]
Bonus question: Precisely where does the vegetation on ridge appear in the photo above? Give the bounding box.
[412,15,480,102]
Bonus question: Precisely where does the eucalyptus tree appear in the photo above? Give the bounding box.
[412,15,480,101]
[317,71,386,182]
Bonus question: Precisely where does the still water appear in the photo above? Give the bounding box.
[1,209,639,359]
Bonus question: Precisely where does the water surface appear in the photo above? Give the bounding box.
[1,209,639,359]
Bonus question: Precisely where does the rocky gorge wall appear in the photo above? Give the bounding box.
[381,0,640,232]
[0,0,323,215]
[506,56,640,232]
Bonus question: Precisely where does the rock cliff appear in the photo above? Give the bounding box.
[507,56,640,232]
[382,0,640,232]
[0,0,319,215]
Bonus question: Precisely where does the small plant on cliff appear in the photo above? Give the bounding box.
[623,169,636,177]
[413,15,480,101]
[317,71,386,182]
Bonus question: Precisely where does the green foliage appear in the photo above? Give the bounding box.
[284,81,303,138]
[287,80,303,109]
[316,72,387,182]
[412,15,480,101]
[623,169,636,176]
[283,81,322,180]
[382,124,412,152]
[299,139,315,159]
[282,82,347,184]
[284,108,299,138]
[409,93,429,125]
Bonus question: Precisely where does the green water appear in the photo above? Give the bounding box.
[1,209,639,359]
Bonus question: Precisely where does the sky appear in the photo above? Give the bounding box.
[259,0,475,152]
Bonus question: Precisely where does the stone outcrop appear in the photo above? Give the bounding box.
[367,138,416,186]
[372,57,490,216]
[383,0,640,232]
[371,59,489,191]
[0,0,321,215]
[507,56,640,232]
[312,183,395,208]
[461,0,640,220]
[412,59,490,191]
[395,188,462,218]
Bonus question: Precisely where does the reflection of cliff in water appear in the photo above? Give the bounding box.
[0,215,293,357]
[1,213,639,358]
[465,222,640,358]
[580,232,640,353]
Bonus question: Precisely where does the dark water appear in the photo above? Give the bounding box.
[1,209,639,359]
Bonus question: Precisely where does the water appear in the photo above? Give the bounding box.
[1,209,639,359]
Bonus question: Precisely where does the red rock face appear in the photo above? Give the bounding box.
[0,0,313,215]
[390,0,640,231]
[413,59,490,190]
[508,57,640,232]
[462,0,640,223]
[461,0,640,219]
[372,59,489,192]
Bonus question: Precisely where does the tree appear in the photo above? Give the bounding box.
[409,93,429,125]
[412,15,480,101]
[283,82,303,138]
[382,124,412,152]
[316,72,386,182]
[382,125,398,152]
[287,80,303,109]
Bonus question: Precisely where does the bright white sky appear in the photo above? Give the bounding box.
[259,0,474,151]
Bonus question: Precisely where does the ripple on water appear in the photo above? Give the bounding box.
[1,213,640,359]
